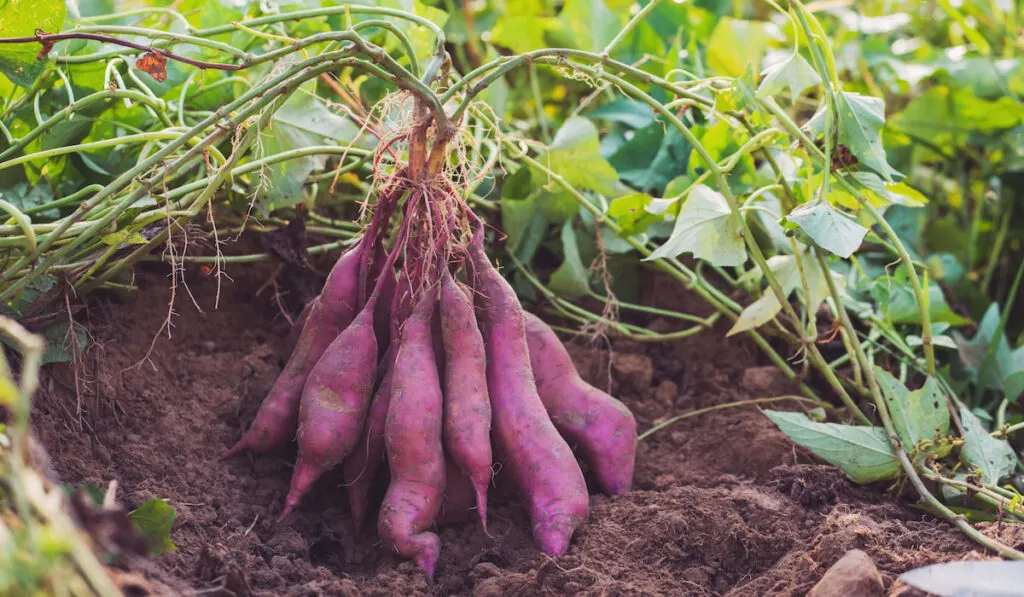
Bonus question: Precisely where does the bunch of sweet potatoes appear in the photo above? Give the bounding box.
[226,182,637,581]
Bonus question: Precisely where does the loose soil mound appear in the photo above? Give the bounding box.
[32,261,1015,596]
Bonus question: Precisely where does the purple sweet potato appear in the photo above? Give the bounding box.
[468,240,588,555]
[280,295,379,519]
[224,239,365,458]
[436,457,477,527]
[523,312,637,496]
[378,290,445,581]
[439,268,491,531]
[343,344,396,532]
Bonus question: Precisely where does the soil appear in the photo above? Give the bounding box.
[31,260,1021,597]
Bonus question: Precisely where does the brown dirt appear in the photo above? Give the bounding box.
[31,261,1017,597]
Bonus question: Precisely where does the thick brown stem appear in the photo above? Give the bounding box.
[408,101,432,182]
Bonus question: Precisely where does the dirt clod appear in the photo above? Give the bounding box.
[807,549,884,597]
[34,265,985,596]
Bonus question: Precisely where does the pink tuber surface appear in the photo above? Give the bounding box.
[378,290,445,581]
[439,268,492,531]
[523,311,637,496]
[468,239,589,555]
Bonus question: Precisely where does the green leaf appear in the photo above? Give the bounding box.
[644,184,746,267]
[556,0,625,52]
[834,92,900,181]
[540,116,621,197]
[953,303,1016,390]
[786,200,867,258]
[129,499,177,556]
[609,121,690,195]
[706,18,771,78]
[874,369,949,451]
[757,53,821,100]
[548,222,590,298]
[958,406,1016,486]
[763,410,900,484]
[537,189,578,225]
[590,99,655,129]
[40,321,88,365]
[850,172,927,208]
[727,249,834,336]
[0,0,66,86]
[871,274,971,327]
[0,182,56,220]
[490,0,559,53]
[100,230,148,247]
[608,192,663,237]
[260,86,365,211]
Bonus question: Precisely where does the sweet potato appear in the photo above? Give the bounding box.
[224,240,365,458]
[342,344,396,532]
[468,241,588,555]
[523,312,637,496]
[436,457,477,527]
[280,295,379,519]
[439,268,491,531]
[378,290,445,581]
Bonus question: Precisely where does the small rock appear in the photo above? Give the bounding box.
[653,380,678,408]
[808,549,884,597]
[669,431,687,445]
[612,354,654,392]
[653,474,676,490]
[472,562,502,579]
[742,366,787,394]
[268,528,308,556]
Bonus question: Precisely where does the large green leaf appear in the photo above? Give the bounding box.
[870,273,971,327]
[540,116,620,197]
[609,120,690,195]
[548,222,590,297]
[757,53,820,100]
[953,303,1023,394]
[786,199,867,258]
[706,18,771,78]
[556,0,625,52]
[490,0,559,53]
[764,410,900,484]
[644,184,746,266]
[0,0,66,86]
[727,248,834,336]
[259,87,364,211]
[874,369,949,451]
[958,406,1016,486]
[835,92,900,181]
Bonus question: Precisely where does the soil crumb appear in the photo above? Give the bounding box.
[33,262,997,596]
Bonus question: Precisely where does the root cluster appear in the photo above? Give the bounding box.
[225,95,637,580]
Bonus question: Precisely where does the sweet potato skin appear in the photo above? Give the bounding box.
[378,291,445,581]
[282,300,378,517]
[343,345,396,532]
[523,312,637,496]
[225,241,364,458]
[439,269,492,531]
[468,243,588,555]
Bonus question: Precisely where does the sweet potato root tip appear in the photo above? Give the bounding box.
[523,311,638,496]
[279,458,320,521]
